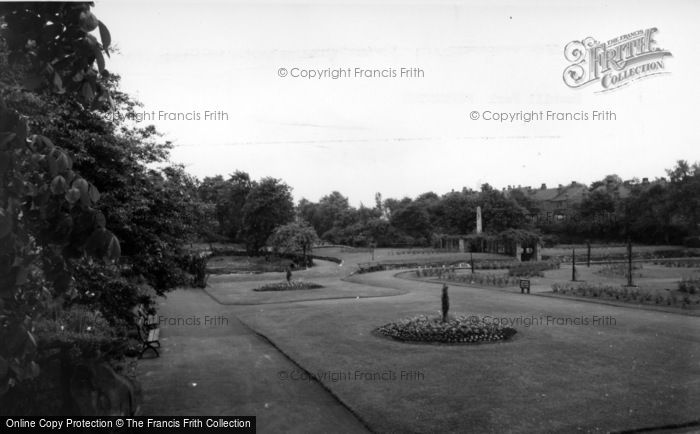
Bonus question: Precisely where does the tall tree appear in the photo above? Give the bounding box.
[267,221,319,264]
[239,177,295,254]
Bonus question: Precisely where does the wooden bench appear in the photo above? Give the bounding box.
[135,306,160,358]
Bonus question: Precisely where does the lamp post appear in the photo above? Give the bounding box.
[626,237,633,287]
[586,240,591,268]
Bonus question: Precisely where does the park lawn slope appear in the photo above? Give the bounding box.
[237,271,700,433]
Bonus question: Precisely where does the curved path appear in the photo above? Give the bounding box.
[138,262,700,433]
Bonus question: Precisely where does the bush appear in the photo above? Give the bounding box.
[71,261,150,331]
[542,234,560,248]
[683,236,700,248]
[181,253,210,288]
[33,306,123,360]
[375,315,517,344]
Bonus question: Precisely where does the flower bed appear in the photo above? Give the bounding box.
[595,262,644,279]
[415,267,520,288]
[253,281,323,292]
[445,272,520,288]
[679,278,700,295]
[508,260,561,277]
[375,315,517,344]
[653,260,700,269]
[551,282,700,307]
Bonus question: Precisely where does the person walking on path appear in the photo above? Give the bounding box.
[285,265,292,286]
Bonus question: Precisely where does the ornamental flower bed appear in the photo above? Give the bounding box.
[653,260,700,269]
[595,262,644,279]
[552,282,700,307]
[375,315,517,344]
[253,281,323,292]
[415,267,520,288]
[444,272,520,288]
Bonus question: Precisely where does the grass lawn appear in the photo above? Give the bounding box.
[206,275,405,305]
[237,270,700,433]
[207,255,295,274]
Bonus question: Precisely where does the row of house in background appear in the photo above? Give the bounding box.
[505,176,667,223]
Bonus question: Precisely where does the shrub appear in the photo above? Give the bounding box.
[181,252,210,288]
[683,236,700,248]
[33,306,123,361]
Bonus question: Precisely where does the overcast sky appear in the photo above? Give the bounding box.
[95,0,699,206]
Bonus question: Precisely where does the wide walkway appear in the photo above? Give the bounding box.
[136,288,369,433]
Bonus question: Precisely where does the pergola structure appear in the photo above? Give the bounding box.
[437,229,543,262]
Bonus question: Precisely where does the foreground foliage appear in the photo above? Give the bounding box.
[0,2,200,414]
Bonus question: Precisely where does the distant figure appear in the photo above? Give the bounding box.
[285,265,292,284]
[441,284,449,323]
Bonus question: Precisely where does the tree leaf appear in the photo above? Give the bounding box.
[55,152,72,173]
[93,46,105,73]
[88,183,100,203]
[72,178,89,196]
[53,72,64,93]
[81,82,94,103]
[106,235,121,261]
[65,188,81,204]
[50,175,67,195]
[98,20,111,55]
[85,227,110,258]
[94,211,106,228]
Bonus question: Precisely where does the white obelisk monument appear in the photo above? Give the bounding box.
[476,206,482,234]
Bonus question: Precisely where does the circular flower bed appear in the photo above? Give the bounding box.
[253,281,323,292]
[375,314,516,344]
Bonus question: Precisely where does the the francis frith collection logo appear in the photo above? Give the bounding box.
[563,28,672,91]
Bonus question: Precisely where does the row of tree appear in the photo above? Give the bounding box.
[543,167,700,245]
[199,163,700,250]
